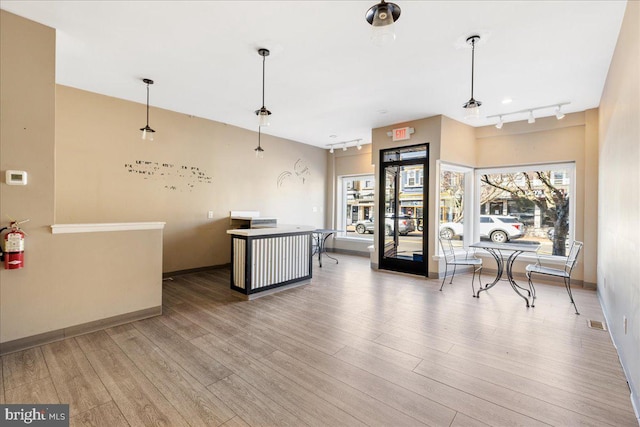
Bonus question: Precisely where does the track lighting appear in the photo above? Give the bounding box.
[365,0,401,47]
[463,35,482,119]
[139,78,155,140]
[487,102,570,128]
[255,48,272,127]
[327,139,366,153]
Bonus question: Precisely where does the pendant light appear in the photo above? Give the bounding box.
[365,0,401,47]
[463,35,482,119]
[255,127,265,158]
[140,78,155,140]
[255,48,271,126]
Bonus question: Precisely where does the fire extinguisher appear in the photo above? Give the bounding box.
[0,219,29,270]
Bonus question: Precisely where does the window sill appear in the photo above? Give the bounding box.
[335,236,374,243]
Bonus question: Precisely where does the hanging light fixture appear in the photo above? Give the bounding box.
[463,35,482,119]
[254,127,265,158]
[357,139,362,150]
[555,105,566,120]
[365,0,401,47]
[495,116,504,129]
[528,110,536,124]
[255,48,272,127]
[140,78,155,140]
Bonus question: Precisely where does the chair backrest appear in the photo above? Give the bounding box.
[439,236,457,262]
[565,241,583,273]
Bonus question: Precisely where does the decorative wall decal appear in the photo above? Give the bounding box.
[125,160,213,191]
[277,158,311,188]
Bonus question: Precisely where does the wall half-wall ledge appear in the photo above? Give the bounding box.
[51,222,166,234]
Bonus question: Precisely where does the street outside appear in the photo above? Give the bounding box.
[344,227,556,256]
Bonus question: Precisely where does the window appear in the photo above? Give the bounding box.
[338,175,375,240]
[439,163,473,250]
[476,163,575,256]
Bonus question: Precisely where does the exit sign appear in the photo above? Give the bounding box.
[392,127,412,141]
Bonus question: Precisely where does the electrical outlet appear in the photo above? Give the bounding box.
[207,211,214,219]
[623,316,628,334]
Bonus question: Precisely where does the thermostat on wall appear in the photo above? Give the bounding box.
[6,170,27,185]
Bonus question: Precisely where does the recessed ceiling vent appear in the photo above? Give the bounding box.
[587,319,607,331]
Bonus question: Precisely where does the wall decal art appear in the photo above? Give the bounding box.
[125,160,213,191]
[277,158,311,188]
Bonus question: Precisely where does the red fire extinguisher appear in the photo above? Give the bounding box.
[1,219,28,270]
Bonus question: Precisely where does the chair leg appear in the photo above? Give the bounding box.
[450,265,457,284]
[471,265,480,297]
[440,264,448,291]
[564,277,580,315]
[527,272,536,306]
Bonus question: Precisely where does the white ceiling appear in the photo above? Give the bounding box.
[1,1,627,148]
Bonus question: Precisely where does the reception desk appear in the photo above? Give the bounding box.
[227,225,314,298]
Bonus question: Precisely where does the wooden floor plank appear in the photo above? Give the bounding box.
[262,350,428,427]
[220,415,252,427]
[75,331,190,427]
[413,357,622,427]
[192,334,369,427]
[0,357,4,403]
[4,377,59,404]
[41,339,112,417]
[226,322,457,426]
[207,374,305,427]
[2,347,49,390]
[107,323,236,426]
[158,306,209,341]
[334,345,548,426]
[132,316,233,386]
[70,401,129,427]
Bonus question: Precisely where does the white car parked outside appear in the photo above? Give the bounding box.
[439,215,524,243]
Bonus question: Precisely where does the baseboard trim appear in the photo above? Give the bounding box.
[163,264,231,278]
[329,248,369,257]
[0,306,162,356]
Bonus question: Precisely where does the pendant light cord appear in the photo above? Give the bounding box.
[146,83,150,126]
[261,54,266,108]
[470,38,475,99]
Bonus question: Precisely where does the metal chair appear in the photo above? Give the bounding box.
[439,236,482,295]
[526,241,583,314]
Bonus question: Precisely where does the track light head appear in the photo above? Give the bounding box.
[528,110,536,124]
[495,116,504,129]
[329,146,334,154]
[555,105,565,120]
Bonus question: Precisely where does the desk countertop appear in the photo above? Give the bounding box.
[227,225,315,237]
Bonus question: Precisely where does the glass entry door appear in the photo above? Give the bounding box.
[379,144,428,275]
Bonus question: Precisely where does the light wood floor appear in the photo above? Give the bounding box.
[1,254,637,426]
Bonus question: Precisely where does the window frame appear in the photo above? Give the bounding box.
[336,173,376,241]
[474,161,576,259]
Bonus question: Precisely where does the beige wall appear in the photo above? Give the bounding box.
[0,11,164,347]
[597,0,640,414]
[440,115,476,166]
[0,11,57,343]
[55,86,327,273]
